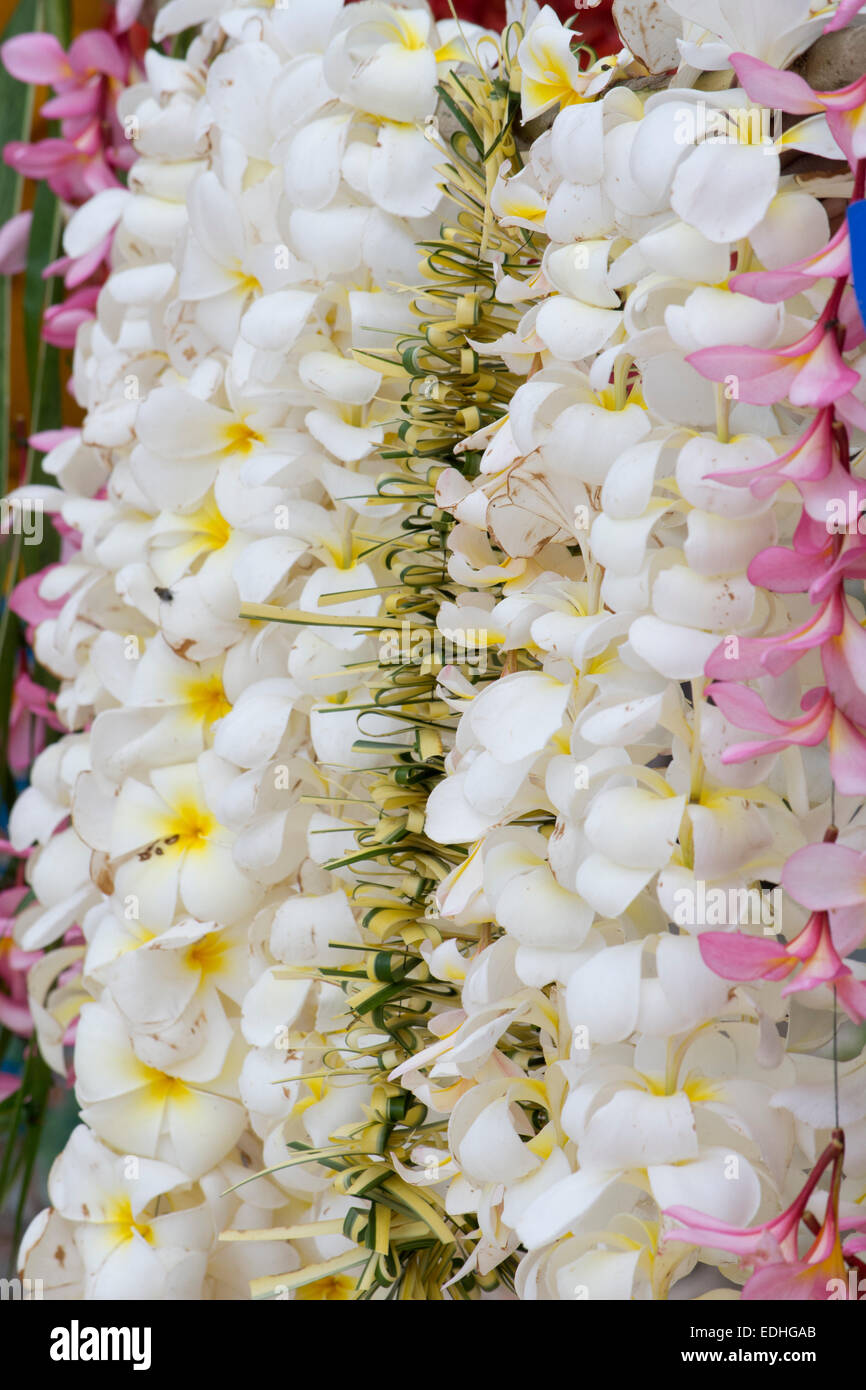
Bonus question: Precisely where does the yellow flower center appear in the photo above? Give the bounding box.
[184,931,229,980]
[231,268,262,296]
[221,420,265,455]
[140,1067,193,1106]
[183,672,231,725]
[166,802,215,850]
[107,1197,155,1246]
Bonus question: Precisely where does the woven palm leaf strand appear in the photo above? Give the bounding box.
[233,36,543,1300]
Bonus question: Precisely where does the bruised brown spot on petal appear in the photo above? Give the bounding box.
[54,1245,66,1267]
[91,851,115,897]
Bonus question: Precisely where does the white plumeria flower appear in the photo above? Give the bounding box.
[323,3,441,122]
[517,5,618,121]
[75,1000,246,1178]
[43,1125,211,1300]
[17,0,863,1306]
[89,635,232,781]
[91,916,249,1070]
[76,757,263,928]
[669,0,832,73]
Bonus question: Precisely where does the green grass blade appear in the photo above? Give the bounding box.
[0,0,40,500]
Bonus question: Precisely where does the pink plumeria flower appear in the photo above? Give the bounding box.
[5,118,120,202]
[7,662,63,774]
[716,575,866,726]
[747,505,866,604]
[781,837,866,1019]
[43,230,114,290]
[41,284,101,347]
[731,223,852,305]
[1,30,126,91]
[0,886,40,1038]
[706,681,866,795]
[666,1132,857,1300]
[731,51,866,165]
[710,408,833,496]
[1,27,141,348]
[821,594,866,726]
[705,585,845,681]
[710,408,866,533]
[9,564,68,645]
[699,910,866,1020]
[690,307,862,411]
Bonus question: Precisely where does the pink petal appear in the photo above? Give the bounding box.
[706,681,806,735]
[812,533,866,604]
[742,1262,835,1300]
[730,266,824,304]
[0,210,32,274]
[827,104,866,164]
[710,410,835,498]
[782,913,849,990]
[664,1207,767,1257]
[834,975,866,1023]
[41,84,102,121]
[115,0,145,30]
[829,708,866,794]
[730,53,824,115]
[784,842,866,909]
[731,226,851,305]
[699,931,793,982]
[81,157,121,196]
[705,593,843,680]
[3,138,74,179]
[68,31,127,82]
[827,904,866,956]
[9,566,65,625]
[1,32,69,85]
[789,331,861,409]
[822,601,866,724]
[825,1,866,32]
[62,233,112,289]
[835,387,866,432]
[41,285,100,347]
[689,343,800,406]
[0,998,33,1035]
[29,428,77,452]
[748,547,829,592]
[0,887,28,914]
[820,73,866,110]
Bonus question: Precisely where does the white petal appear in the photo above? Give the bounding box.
[672,144,781,244]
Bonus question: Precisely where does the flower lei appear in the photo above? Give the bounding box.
[3,0,866,1303]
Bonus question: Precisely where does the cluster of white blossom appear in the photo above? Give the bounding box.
[11,0,866,1302]
[12,0,495,1300]
[405,0,866,1298]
